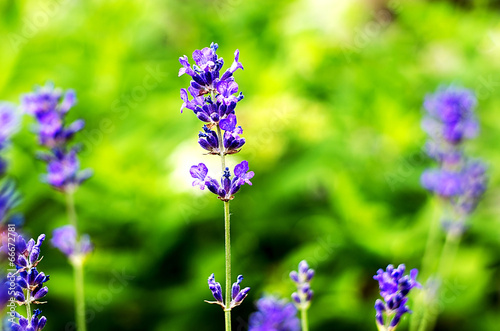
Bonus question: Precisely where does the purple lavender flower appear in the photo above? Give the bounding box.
[22,83,81,149]
[190,161,254,201]
[420,169,464,197]
[230,275,250,308]
[198,126,220,155]
[179,43,244,125]
[248,296,300,331]
[206,273,224,306]
[22,83,92,192]
[11,309,47,331]
[220,114,246,154]
[289,260,314,310]
[423,86,478,146]
[5,233,49,331]
[51,225,93,260]
[373,264,420,331]
[179,43,243,99]
[42,149,92,192]
[206,273,250,309]
[421,85,488,236]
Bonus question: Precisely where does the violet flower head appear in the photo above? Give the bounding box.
[22,83,81,149]
[51,225,93,261]
[230,274,250,308]
[11,309,47,331]
[205,273,250,309]
[42,148,92,192]
[190,161,254,201]
[6,233,49,331]
[179,43,243,100]
[22,83,92,193]
[421,85,488,236]
[289,260,314,310]
[206,273,224,306]
[373,264,421,331]
[248,296,300,331]
[423,85,478,146]
[179,43,244,125]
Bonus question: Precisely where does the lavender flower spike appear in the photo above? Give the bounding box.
[4,233,49,331]
[22,83,92,193]
[248,296,300,331]
[290,260,314,310]
[373,264,421,331]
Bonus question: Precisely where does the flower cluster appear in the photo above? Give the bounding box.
[51,225,93,262]
[180,43,252,317]
[180,43,253,200]
[22,83,92,192]
[248,296,300,331]
[289,260,314,310]
[7,233,49,331]
[205,273,250,309]
[190,160,254,201]
[373,264,420,331]
[421,85,487,235]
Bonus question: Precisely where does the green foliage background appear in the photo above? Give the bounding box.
[1,0,499,330]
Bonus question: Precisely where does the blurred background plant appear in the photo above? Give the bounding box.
[0,0,499,330]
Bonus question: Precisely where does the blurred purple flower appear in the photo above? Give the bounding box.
[22,83,92,192]
[248,296,300,331]
[290,260,314,310]
[43,149,92,192]
[51,225,93,259]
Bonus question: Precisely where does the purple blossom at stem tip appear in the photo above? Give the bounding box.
[373,264,421,330]
[289,260,314,310]
[248,296,300,331]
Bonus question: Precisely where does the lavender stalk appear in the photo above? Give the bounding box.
[4,233,49,331]
[179,43,251,331]
[413,86,487,331]
[22,83,93,331]
[290,260,314,331]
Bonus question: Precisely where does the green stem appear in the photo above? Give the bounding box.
[224,201,232,331]
[410,198,443,331]
[300,308,309,331]
[66,192,78,230]
[437,232,461,278]
[73,259,87,331]
[418,232,461,331]
[26,286,32,322]
[65,192,87,331]
[216,120,232,331]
